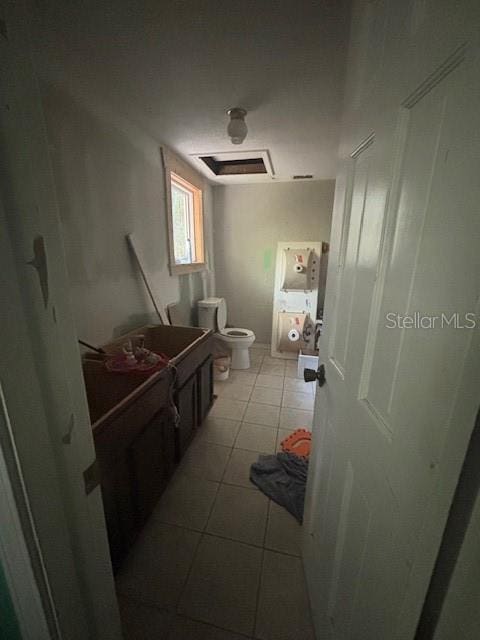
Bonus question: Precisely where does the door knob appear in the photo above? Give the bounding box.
[304,364,326,387]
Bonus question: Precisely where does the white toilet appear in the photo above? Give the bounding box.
[198,297,255,369]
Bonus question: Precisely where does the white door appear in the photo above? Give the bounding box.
[303,4,480,638]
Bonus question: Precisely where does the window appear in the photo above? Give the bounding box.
[168,172,204,274]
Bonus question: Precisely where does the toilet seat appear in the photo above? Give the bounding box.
[219,328,254,340]
[216,328,256,369]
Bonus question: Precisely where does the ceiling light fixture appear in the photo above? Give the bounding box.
[226,108,248,145]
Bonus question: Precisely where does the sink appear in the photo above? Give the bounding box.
[82,359,157,426]
[82,324,212,427]
[103,324,210,363]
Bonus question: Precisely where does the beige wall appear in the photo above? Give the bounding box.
[42,86,214,346]
[213,181,334,344]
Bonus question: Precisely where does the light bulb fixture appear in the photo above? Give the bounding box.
[226,107,248,144]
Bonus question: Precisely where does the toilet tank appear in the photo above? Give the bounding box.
[198,297,225,331]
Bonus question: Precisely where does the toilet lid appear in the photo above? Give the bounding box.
[216,298,227,331]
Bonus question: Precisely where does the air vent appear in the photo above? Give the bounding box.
[293,174,313,180]
[200,156,266,176]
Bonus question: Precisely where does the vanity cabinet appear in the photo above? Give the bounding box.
[83,324,214,569]
[89,367,174,569]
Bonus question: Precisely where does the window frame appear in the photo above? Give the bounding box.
[167,171,205,275]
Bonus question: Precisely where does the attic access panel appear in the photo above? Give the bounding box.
[191,149,275,180]
[200,156,267,176]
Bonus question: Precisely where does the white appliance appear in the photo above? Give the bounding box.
[197,297,255,369]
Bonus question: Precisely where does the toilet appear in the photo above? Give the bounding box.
[197,297,255,369]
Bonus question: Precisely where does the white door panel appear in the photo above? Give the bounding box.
[329,465,371,638]
[350,493,410,639]
[304,16,480,638]
[365,91,446,432]
[330,142,374,378]
[304,406,343,632]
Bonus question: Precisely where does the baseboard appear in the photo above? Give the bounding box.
[251,342,271,350]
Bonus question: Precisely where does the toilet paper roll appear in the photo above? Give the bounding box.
[277,312,307,352]
[287,328,300,342]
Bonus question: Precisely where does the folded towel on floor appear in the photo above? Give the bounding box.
[250,452,308,523]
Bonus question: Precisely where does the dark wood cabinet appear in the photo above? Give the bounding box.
[85,325,214,569]
[176,373,198,459]
[197,354,214,425]
[175,354,214,457]
[130,409,175,524]
[91,370,175,569]
[99,453,136,567]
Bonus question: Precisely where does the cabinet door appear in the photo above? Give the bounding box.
[197,354,214,425]
[162,408,176,480]
[99,459,136,571]
[129,410,174,524]
[176,374,197,458]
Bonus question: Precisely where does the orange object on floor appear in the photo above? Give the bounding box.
[280,428,312,458]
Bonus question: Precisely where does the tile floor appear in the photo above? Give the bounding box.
[116,346,316,639]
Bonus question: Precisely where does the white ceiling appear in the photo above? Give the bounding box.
[35,1,351,183]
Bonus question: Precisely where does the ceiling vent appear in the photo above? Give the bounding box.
[293,174,313,180]
[191,150,274,180]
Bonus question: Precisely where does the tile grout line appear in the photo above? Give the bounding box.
[173,527,204,615]
[173,453,225,613]
[263,499,271,548]
[218,442,235,485]
[252,546,266,639]
[144,516,303,560]
[201,469,224,534]
[116,590,172,614]
[200,530,269,553]
[174,612,253,639]
[251,496,272,640]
